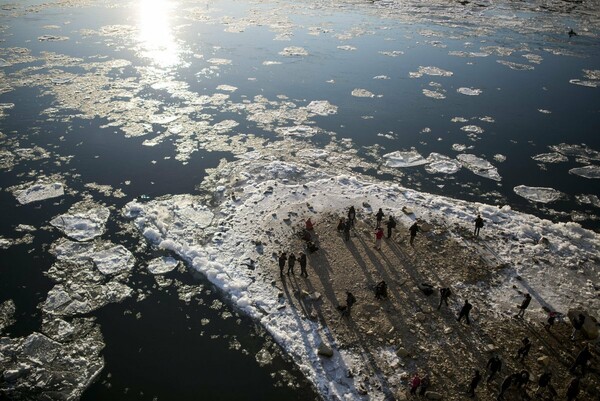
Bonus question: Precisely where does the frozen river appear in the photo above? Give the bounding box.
[0,0,598,399]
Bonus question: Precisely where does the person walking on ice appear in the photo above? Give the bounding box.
[409,221,420,246]
[468,369,482,397]
[386,215,396,239]
[438,287,451,310]
[347,206,356,228]
[457,299,473,324]
[486,355,502,383]
[374,227,384,250]
[516,293,531,318]
[474,214,484,237]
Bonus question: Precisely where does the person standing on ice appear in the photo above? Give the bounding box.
[347,206,356,228]
[337,218,345,232]
[305,217,314,231]
[457,299,473,324]
[374,227,384,250]
[375,208,384,228]
[438,287,451,310]
[570,344,592,376]
[409,372,421,395]
[299,252,308,277]
[287,252,296,275]
[516,293,532,318]
[409,221,420,246]
[278,252,287,275]
[516,337,532,362]
[343,219,351,241]
[566,377,580,401]
[474,214,484,237]
[468,369,482,397]
[486,355,502,382]
[570,313,586,340]
[386,215,396,238]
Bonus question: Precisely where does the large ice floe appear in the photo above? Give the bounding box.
[124,158,599,401]
[513,185,564,204]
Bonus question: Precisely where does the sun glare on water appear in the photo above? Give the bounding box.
[137,0,181,68]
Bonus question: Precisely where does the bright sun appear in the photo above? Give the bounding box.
[137,0,180,68]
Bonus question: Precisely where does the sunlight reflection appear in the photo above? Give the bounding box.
[137,0,180,68]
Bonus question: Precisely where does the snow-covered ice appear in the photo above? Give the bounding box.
[456,154,501,181]
[15,182,64,204]
[383,150,429,167]
[569,165,600,179]
[147,256,179,274]
[50,204,110,241]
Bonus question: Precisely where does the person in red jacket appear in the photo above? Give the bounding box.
[374,227,384,250]
[409,372,421,395]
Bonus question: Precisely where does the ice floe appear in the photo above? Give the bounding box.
[50,203,110,242]
[569,165,600,179]
[513,185,564,203]
[279,47,308,56]
[456,154,501,181]
[15,182,64,205]
[383,150,428,167]
[457,87,482,96]
[147,256,180,274]
[532,152,568,163]
[550,143,600,161]
[460,125,484,134]
[351,88,375,98]
[409,66,453,78]
[0,300,15,333]
[424,153,461,174]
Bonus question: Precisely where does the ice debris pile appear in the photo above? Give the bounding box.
[125,158,599,401]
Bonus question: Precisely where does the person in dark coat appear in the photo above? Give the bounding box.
[474,214,484,237]
[457,299,473,324]
[340,291,357,317]
[347,206,356,227]
[566,377,580,401]
[516,293,531,318]
[337,218,345,232]
[545,311,558,331]
[516,337,531,361]
[468,369,482,397]
[409,222,420,246]
[299,252,308,277]
[287,253,296,275]
[497,373,518,400]
[418,373,430,396]
[278,252,287,275]
[438,287,451,310]
[534,372,552,397]
[343,219,351,242]
[386,215,396,238]
[486,355,502,382]
[570,313,585,340]
[375,208,384,228]
[374,281,388,300]
[569,344,592,375]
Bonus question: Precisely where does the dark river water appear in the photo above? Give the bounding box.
[0,0,599,399]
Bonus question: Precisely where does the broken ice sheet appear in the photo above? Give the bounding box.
[456,154,501,181]
[383,150,429,167]
[569,165,600,179]
[14,182,64,204]
[457,87,482,96]
[409,66,453,78]
[550,143,600,161]
[50,203,110,241]
[424,153,461,174]
[146,256,179,274]
[576,194,600,208]
[532,152,568,163]
[92,245,135,275]
[351,88,375,98]
[513,185,564,203]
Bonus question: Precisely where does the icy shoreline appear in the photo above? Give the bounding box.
[124,159,599,400]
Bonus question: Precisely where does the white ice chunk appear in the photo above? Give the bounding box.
[532,152,568,163]
[15,182,64,204]
[457,87,482,96]
[424,153,461,174]
[513,185,563,203]
[50,206,110,242]
[91,245,135,275]
[456,154,501,181]
[351,88,375,98]
[306,100,338,116]
[384,150,428,167]
[279,47,308,56]
[460,125,484,134]
[550,143,600,161]
[147,256,179,274]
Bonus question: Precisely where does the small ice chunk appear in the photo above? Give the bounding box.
[550,143,600,161]
[493,154,506,162]
[513,185,563,203]
[216,85,238,92]
[279,47,308,56]
[373,75,390,80]
[147,256,179,274]
[569,165,600,179]
[422,89,445,99]
[576,194,600,208]
[410,66,453,78]
[496,60,534,71]
[457,87,482,96]
[460,125,484,134]
[207,58,232,65]
[16,182,64,204]
[337,45,356,51]
[351,89,375,98]
[384,150,428,167]
[0,299,16,333]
